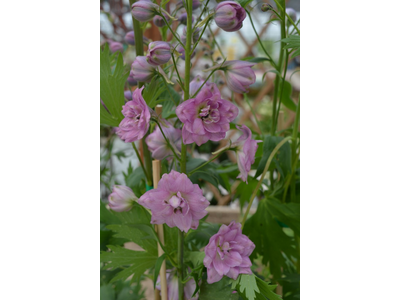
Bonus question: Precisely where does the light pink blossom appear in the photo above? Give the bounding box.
[138,170,209,232]
[116,86,150,142]
[145,121,182,160]
[108,185,138,212]
[176,83,238,146]
[204,221,255,284]
[222,60,256,93]
[232,125,262,183]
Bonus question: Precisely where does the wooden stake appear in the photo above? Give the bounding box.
[153,160,168,300]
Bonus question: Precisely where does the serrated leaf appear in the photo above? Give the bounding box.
[232,274,259,300]
[199,276,238,300]
[100,45,128,126]
[243,199,298,279]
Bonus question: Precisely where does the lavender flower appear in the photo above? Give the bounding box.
[145,121,182,160]
[127,73,138,86]
[177,45,195,60]
[116,86,151,142]
[153,14,169,27]
[204,221,255,284]
[124,31,135,45]
[108,185,138,212]
[156,269,199,300]
[138,170,209,232]
[146,41,172,66]
[130,56,156,82]
[232,125,262,183]
[176,83,238,146]
[131,0,160,22]
[109,41,124,53]
[221,60,256,93]
[178,13,194,25]
[214,1,246,32]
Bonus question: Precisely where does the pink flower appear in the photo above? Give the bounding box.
[116,86,151,142]
[131,56,156,82]
[138,170,209,232]
[124,31,135,45]
[156,269,198,300]
[215,1,246,32]
[109,41,124,53]
[176,83,238,146]
[153,14,169,27]
[222,60,256,93]
[146,41,172,66]
[204,221,255,284]
[232,125,262,183]
[145,121,182,160]
[108,185,138,212]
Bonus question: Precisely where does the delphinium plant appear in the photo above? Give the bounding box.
[100,0,300,299]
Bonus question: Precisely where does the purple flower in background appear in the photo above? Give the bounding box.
[214,1,246,32]
[178,13,194,25]
[127,73,138,86]
[153,14,169,27]
[124,90,133,100]
[286,8,297,23]
[109,41,124,53]
[222,60,256,93]
[156,269,199,300]
[177,45,195,60]
[108,185,138,212]
[189,75,206,96]
[232,125,262,183]
[146,121,182,160]
[131,0,159,22]
[146,41,172,66]
[204,221,255,284]
[124,31,135,45]
[182,26,201,45]
[177,0,201,10]
[176,83,238,146]
[138,170,209,232]
[131,56,156,82]
[116,86,150,142]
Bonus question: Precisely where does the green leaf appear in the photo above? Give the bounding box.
[231,274,259,300]
[255,277,282,300]
[267,198,300,236]
[100,284,116,300]
[112,202,151,225]
[100,45,128,126]
[184,251,205,267]
[100,245,158,283]
[199,276,238,300]
[153,254,166,288]
[125,167,146,196]
[236,0,253,9]
[281,35,300,49]
[236,177,259,209]
[279,80,297,112]
[190,170,219,188]
[142,77,166,108]
[243,199,298,279]
[255,135,292,179]
[186,222,220,250]
[242,57,271,63]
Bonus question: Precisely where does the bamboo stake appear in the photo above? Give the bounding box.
[153,160,168,300]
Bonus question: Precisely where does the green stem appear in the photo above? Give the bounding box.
[171,46,185,92]
[272,5,300,35]
[192,66,221,98]
[273,49,289,130]
[282,147,299,202]
[142,132,153,186]
[246,9,278,69]
[241,136,292,229]
[188,150,227,176]
[131,142,150,181]
[194,0,210,28]
[209,25,225,59]
[290,97,300,202]
[160,14,185,48]
[177,230,185,300]
[190,18,212,56]
[129,0,144,87]
[244,94,264,139]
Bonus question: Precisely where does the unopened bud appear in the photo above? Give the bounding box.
[261,3,273,12]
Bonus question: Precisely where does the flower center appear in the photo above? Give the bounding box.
[168,192,188,214]
[199,103,220,124]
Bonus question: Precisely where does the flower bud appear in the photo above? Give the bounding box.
[176,45,195,60]
[124,90,132,100]
[221,60,256,93]
[146,41,172,66]
[261,3,273,12]
[109,41,124,53]
[131,0,159,22]
[108,185,138,212]
[176,0,201,10]
[215,1,246,32]
[131,56,157,82]
[286,8,297,23]
[153,14,169,27]
[124,31,135,45]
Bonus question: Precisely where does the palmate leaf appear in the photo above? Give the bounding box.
[199,276,238,300]
[231,274,281,300]
[100,245,158,283]
[100,44,129,127]
[243,198,298,279]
